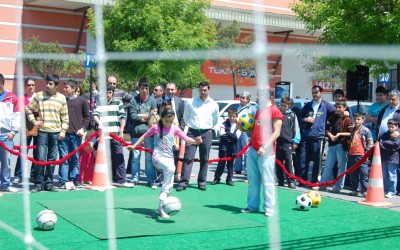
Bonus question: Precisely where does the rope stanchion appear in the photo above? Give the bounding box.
[0,132,98,166]
[275,146,374,187]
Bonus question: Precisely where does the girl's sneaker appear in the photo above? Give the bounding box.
[158,208,169,218]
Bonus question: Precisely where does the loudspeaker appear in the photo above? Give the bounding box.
[346,65,369,100]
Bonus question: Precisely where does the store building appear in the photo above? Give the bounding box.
[3,0,387,101]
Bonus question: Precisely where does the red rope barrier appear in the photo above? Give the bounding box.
[109,133,250,163]
[0,132,98,166]
[275,146,374,187]
[2,129,375,186]
[2,130,249,167]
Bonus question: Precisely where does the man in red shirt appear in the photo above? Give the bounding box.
[240,86,283,217]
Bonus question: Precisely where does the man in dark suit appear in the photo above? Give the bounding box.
[162,82,186,182]
[163,82,185,130]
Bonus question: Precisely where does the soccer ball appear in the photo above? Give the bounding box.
[36,209,57,230]
[161,196,182,216]
[239,113,255,131]
[306,190,322,208]
[296,194,312,211]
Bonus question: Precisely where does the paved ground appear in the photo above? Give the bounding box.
[5,134,400,212]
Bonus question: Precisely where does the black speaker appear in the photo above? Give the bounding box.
[346,65,369,100]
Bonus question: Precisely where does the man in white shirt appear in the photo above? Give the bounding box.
[177,81,219,191]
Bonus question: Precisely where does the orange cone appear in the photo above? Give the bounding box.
[358,142,392,207]
[85,133,115,191]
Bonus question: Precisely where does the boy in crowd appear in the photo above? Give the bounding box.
[379,118,400,198]
[129,77,157,187]
[366,86,388,142]
[348,112,373,197]
[212,108,239,186]
[275,97,300,189]
[58,80,90,189]
[93,83,133,188]
[27,74,69,193]
[319,100,353,192]
[0,74,20,193]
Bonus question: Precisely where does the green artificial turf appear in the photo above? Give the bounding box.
[38,195,264,239]
[1,182,400,249]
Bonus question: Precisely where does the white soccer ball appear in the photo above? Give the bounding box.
[161,196,182,216]
[36,209,57,230]
[296,194,312,211]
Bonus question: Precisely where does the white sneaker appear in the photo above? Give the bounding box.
[158,208,169,218]
[265,208,274,217]
[1,187,18,193]
[13,178,21,184]
[385,193,396,198]
[120,182,134,188]
[151,183,158,190]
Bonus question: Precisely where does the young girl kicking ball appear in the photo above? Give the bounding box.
[128,108,202,218]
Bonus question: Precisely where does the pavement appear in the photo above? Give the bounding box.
[4,134,400,213]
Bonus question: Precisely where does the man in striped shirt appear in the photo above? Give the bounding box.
[107,75,132,134]
[93,83,133,188]
[26,74,69,193]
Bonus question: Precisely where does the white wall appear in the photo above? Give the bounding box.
[281,54,315,100]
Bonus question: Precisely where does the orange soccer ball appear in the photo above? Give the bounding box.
[306,190,322,208]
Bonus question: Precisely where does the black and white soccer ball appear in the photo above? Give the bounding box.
[296,194,312,211]
[161,196,182,216]
[36,209,57,230]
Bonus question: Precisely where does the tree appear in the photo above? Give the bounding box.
[291,0,400,77]
[87,0,216,93]
[303,57,347,90]
[212,20,255,97]
[23,36,84,79]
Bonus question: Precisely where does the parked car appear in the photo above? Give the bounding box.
[274,98,309,110]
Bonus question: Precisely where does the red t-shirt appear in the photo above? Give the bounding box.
[349,127,365,156]
[250,105,283,154]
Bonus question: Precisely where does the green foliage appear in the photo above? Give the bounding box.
[23,36,84,79]
[87,0,216,93]
[212,20,255,96]
[291,0,400,77]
